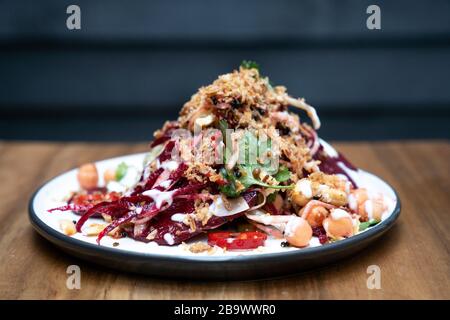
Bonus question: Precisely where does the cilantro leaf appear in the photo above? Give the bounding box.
[219,130,293,197]
[237,165,294,191]
[359,219,381,231]
[274,166,291,182]
[267,193,277,203]
[240,60,260,71]
[218,168,240,198]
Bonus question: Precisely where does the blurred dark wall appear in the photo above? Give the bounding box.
[0,0,449,141]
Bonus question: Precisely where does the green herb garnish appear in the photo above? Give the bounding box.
[219,130,294,197]
[267,193,277,203]
[219,168,240,198]
[359,219,381,231]
[240,60,260,71]
[115,162,128,181]
[274,166,291,182]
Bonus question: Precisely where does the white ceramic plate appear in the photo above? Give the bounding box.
[29,150,400,280]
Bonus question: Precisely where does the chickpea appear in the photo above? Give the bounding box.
[77,163,98,190]
[284,217,312,247]
[305,206,329,228]
[323,209,354,239]
[103,168,116,184]
[348,188,386,221]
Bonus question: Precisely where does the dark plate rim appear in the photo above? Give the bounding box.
[28,153,401,264]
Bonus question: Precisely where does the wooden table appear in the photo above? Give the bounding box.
[0,141,448,299]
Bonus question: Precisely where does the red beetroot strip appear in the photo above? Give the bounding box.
[130,190,260,245]
[49,132,261,246]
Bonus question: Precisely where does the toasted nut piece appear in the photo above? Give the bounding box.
[84,223,106,236]
[59,219,76,236]
[318,186,348,207]
[101,213,112,223]
[77,163,98,190]
[188,242,212,253]
[292,178,348,207]
[108,226,123,238]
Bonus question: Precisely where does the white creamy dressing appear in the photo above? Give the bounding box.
[284,217,302,237]
[337,161,363,186]
[209,196,249,217]
[171,213,187,222]
[364,200,374,220]
[345,181,352,194]
[348,193,357,211]
[320,139,339,158]
[160,160,178,172]
[330,208,351,220]
[296,179,313,198]
[163,233,175,245]
[159,180,172,189]
[142,189,175,209]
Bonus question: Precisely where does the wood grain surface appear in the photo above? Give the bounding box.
[0,141,448,299]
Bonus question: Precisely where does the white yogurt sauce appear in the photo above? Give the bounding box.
[171,213,187,222]
[364,200,374,220]
[330,208,351,220]
[284,217,302,237]
[163,233,175,245]
[296,179,312,198]
[159,180,172,189]
[142,189,175,209]
[320,140,339,158]
[348,193,357,211]
[160,160,179,172]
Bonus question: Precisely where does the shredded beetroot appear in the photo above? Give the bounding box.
[158,140,175,162]
[76,202,121,232]
[96,210,141,244]
[128,190,259,246]
[313,143,358,187]
[48,204,91,214]
[312,226,328,244]
[167,163,188,187]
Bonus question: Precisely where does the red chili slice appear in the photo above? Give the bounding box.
[207,231,267,250]
[71,191,121,207]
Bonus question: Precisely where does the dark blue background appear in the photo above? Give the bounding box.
[1,0,449,141]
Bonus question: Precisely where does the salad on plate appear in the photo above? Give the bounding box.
[50,61,394,254]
